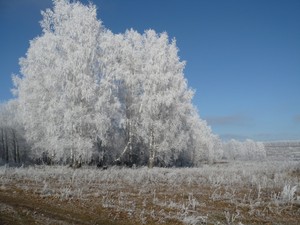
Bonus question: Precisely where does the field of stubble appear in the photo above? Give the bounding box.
[0,161,299,225]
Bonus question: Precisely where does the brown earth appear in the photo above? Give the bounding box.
[0,188,133,225]
[1,185,300,225]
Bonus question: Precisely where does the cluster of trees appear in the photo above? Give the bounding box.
[0,101,30,164]
[1,0,265,167]
[223,139,266,161]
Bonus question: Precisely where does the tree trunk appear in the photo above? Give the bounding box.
[115,138,131,164]
[12,129,17,163]
[148,128,155,168]
[115,119,132,164]
[70,123,74,166]
[128,120,133,162]
[16,143,20,163]
[50,151,55,165]
[1,128,5,161]
[149,154,155,168]
[4,129,9,163]
[70,148,74,166]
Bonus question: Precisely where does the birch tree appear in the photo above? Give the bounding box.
[11,0,224,166]
[136,30,193,167]
[186,111,222,165]
[223,139,266,161]
[0,100,29,164]
[14,0,105,164]
[103,29,220,167]
[0,103,10,163]
[99,30,146,165]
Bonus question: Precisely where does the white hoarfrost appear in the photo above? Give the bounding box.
[6,0,266,166]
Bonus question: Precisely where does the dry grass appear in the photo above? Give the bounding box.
[0,160,300,224]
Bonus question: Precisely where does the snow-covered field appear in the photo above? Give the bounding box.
[1,160,299,224]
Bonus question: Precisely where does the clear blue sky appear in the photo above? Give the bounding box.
[1,0,299,141]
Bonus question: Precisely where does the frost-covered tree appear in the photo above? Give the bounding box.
[102,30,146,164]
[12,0,223,167]
[223,139,266,161]
[138,30,194,167]
[0,103,10,163]
[0,100,29,164]
[186,111,223,165]
[101,29,216,167]
[223,139,241,160]
[14,0,105,164]
[244,139,266,160]
[107,29,221,167]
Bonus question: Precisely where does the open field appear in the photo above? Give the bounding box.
[0,161,300,225]
[264,142,300,161]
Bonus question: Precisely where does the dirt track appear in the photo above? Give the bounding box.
[0,189,129,225]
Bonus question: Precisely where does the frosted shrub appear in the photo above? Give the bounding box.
[182,215,208,225]
[280,185,297,202]
[224,210,240,225]
[59,186,72,200]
